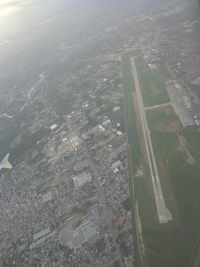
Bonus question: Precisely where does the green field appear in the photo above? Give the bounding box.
[135,56,170,107]
[122,51,200,267]
[122,51,142,168]
[134,56,148,73]
[182,126,200,162]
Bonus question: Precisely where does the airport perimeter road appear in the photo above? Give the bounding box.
[144,102,171,111]
[131,57,172,224]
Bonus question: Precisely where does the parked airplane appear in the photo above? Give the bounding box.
[0,153,13,171]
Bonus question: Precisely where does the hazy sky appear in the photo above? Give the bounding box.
[0,0,24,5]
[0,0,74,39]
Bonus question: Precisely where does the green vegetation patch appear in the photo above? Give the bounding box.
[134,56,148,73]
[95,238,105,254]
[122,52,142,168]
[123,197,131,211]
[182,126,200,161]
[135,57,170,107]
[112,261,120,267]
[136,175,158,230]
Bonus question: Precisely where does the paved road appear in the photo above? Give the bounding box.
[145,102,171,111]
[0,73,45,119]
[131,57,172,224]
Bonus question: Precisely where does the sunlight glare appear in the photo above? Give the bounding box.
[0,5,21,17]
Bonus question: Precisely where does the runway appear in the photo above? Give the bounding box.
[131,57,172,224]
